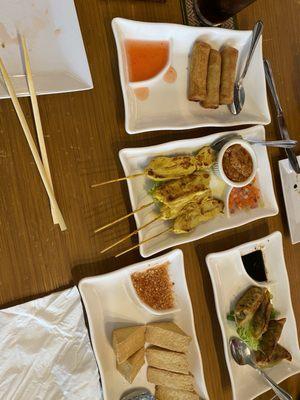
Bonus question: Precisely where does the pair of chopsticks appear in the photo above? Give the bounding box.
[0,36,66,231]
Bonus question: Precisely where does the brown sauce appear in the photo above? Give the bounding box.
[242,250,267,282]
[222,144,253,182]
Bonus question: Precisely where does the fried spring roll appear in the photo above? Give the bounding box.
[188,41,210,101]
[201,49,221,109]
[220,46,239,105]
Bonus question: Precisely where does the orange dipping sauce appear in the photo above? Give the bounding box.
[124,39,169,82]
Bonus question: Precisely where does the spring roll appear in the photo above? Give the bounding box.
[188,41,210,101]
[201,49,221,109]
[219,46,239,105]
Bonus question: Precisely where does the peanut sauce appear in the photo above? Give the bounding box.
[222,144,253,182]
[131,263,174,311]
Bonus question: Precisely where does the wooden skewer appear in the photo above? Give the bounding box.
[91,172,144,188]
[94,201,154,233]
[21,36,60,227]
[100,215,160,254]
[115,227,172,258]
[0,56,67,231]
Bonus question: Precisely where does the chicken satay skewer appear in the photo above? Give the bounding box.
[101,188,211,252]
[95,170,212,234]
[91,172,144,188]
[115,227,172,258]
[94,201,154,233]
[100,215,161,254]
[115,196,224,258]
[91,151,213,187]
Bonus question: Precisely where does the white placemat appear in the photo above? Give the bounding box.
[0,287,103,400]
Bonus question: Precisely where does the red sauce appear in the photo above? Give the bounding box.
[163,66,177,83]
[125,39,169,82]
[134,87,150,101]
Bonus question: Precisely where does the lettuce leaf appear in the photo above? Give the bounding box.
[237,325,260,351]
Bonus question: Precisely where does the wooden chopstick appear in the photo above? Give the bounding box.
[20,36,59,226]
[0,56,67,231]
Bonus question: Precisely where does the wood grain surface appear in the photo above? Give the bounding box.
[0,0,299,399]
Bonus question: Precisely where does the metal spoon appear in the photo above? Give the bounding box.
[211,133,297,153]
[121,389,154,400]
[230,337,293,400]
[229,20,264,115]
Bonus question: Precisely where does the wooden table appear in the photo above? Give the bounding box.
[0,0,299,398]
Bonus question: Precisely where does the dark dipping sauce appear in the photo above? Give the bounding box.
[222,144,253,182]
[242,250,267,282]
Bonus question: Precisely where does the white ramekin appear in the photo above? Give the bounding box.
[213,138,257,188]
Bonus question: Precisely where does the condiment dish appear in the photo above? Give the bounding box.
[124,39,173,89]
[213,138,257,187]
[126,264,180,316]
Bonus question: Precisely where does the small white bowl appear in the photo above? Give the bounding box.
[126,267,180,316]
[213,138,257,188]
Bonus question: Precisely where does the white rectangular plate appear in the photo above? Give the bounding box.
[119,125,278,258]
[78,249,209,400]
[112,18,270,134]
[0,0,92,98]
[206,231,300,400]
[279,156,300,244]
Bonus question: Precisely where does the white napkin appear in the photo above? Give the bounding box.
[0,287,103,400]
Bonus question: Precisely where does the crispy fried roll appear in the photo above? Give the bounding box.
[201,49,221,109]
[188,41,211,101]
[219,46,239,105]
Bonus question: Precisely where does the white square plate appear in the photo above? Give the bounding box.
[279,156,300,244]
[119,125,278,258]
[112,18,270,134]
[206,231,300,400]
[0,0,92,98]
[78,249,209,400]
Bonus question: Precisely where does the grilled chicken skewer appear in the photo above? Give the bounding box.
[91,146,215,187]
[115,195,224,257]
[94,170,211,233]
[100,189,211,254]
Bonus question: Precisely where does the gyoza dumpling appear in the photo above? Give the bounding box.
[234,286,266,327]
[251,289,272,339]
[255,343,292,368]
[258,318,286,358]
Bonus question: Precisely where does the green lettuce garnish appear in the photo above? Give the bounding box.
[236,325,260,351]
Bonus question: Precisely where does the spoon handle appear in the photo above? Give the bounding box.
[257,368,293,400]
[240,21,264,82]
[247,138,297,148]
